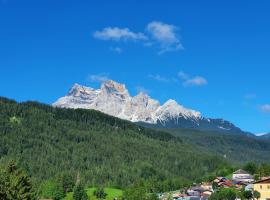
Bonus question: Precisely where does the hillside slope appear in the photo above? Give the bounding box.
[0,97,228,188]
[167,129,270,163]
[259,133,270,139]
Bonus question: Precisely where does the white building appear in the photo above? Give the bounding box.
[232,169,254,183]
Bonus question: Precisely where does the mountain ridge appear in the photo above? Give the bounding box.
[53,80,245,134]
[258,132,270,139]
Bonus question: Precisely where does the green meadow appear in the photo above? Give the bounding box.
[64,187,123,200]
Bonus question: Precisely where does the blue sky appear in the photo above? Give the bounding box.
[0,0,270,133]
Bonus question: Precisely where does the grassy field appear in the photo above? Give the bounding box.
[64,187,123,200]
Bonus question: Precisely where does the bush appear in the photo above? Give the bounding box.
[253,190,261,199]
[209,188,238,200]
[242,190,253,199]
[94,187,107,199]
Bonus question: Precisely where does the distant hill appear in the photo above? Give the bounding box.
[259,133,270,139]
[166,129,270,163]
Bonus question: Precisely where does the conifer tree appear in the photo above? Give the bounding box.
[0,162,36,200]
[73,183,88,200]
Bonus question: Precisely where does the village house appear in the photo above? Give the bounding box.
[232,169,254,183]
[253,178,270,200]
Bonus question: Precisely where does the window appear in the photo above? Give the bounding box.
[260,185,262,189]
[268,185,270,189]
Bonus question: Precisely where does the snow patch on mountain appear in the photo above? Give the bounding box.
[256,132,269,137]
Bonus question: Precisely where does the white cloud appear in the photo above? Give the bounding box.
[147,21,183,54]
[148,74,169,82]
[183,76,208,87]
[88,73,109,83]
[93,27,147,41]
[260,104,270,113]
[178,71,208,87]
[93,21,184,54]
[110,47,122,53]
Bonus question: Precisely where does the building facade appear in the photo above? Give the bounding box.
[253,178,270,200]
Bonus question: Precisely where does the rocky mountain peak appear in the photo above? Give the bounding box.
[53,80,243,134]
[68,83,96,97]
[101,80,128,94]
[54,80,201,123]
[137,92,149,98]
[133,92,150,103]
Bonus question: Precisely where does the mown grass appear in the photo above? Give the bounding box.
[64,187,123,200]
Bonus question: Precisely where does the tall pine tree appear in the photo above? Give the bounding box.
[0,162,36,200]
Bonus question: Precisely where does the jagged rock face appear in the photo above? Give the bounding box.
[95,80,130,117]
[128,93,160,123]
[53,80,201,123]
[53,80,243,134]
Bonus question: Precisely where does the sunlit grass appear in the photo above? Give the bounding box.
[64,187,123,200]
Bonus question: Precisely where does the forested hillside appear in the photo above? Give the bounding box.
[167,129,270,163]
[0,97,229,189]
[1,97,270,192]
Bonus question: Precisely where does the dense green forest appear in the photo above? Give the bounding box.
[0,97,227,188]
[0,96,270,193]
[167,129,270,163]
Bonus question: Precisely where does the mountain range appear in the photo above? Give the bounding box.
[259,133,270,139]
[53,80,245,134]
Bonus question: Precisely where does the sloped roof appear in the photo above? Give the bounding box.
[233,169,249,174]
[254,178,270,184]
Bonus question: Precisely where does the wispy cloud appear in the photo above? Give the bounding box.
[93,21,183,54]
[183,76,208,87]
[87,73,109,83]
[148,71,207,87]
[146,21,183,54]
[178,71,208,87]
[93,27,147,41]
[260,104,270,113]
[178,71,189,80]
[148,74,169,82]
[135,86,151,94]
